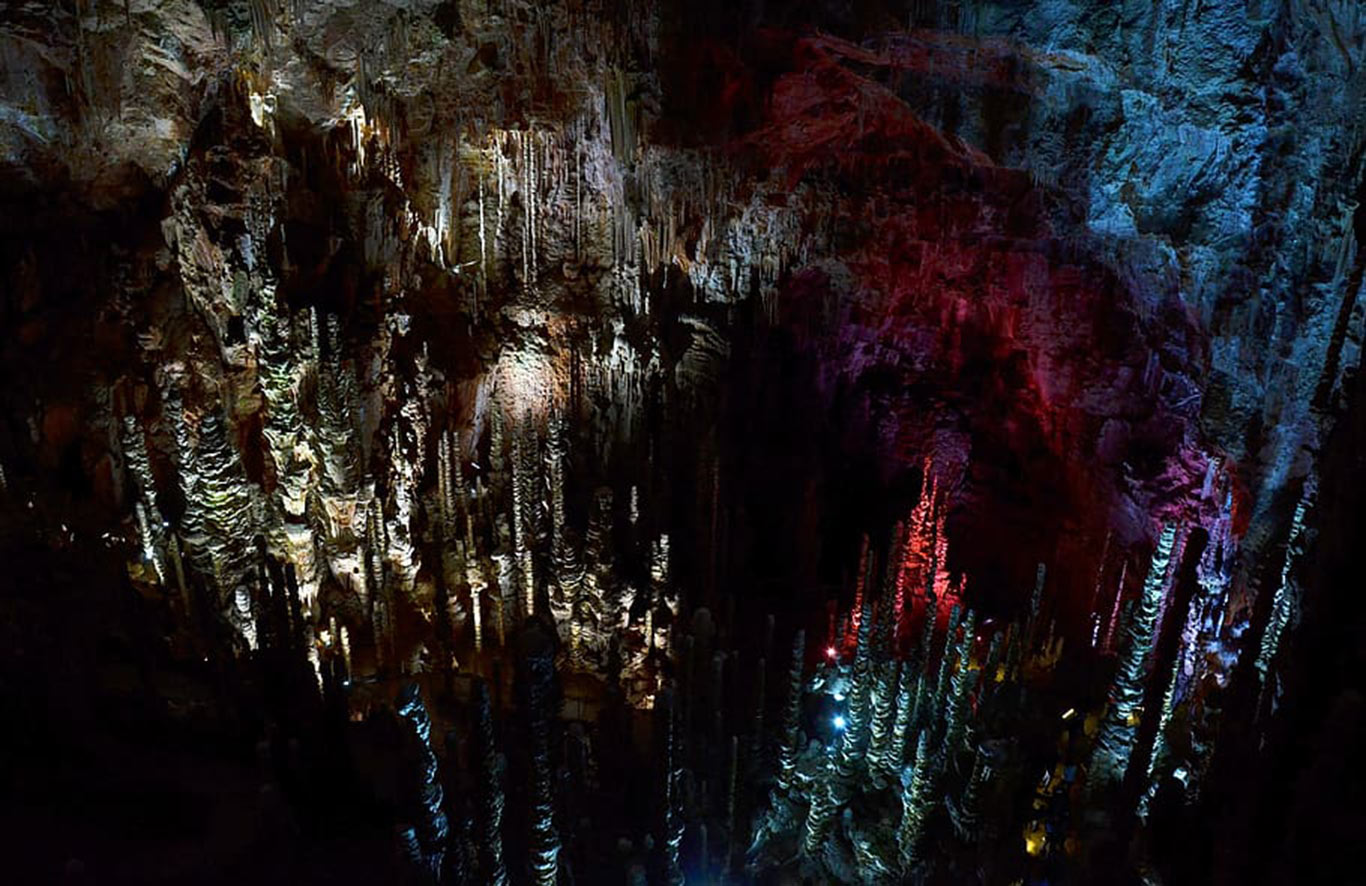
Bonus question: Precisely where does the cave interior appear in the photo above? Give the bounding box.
[2,1,1365,884]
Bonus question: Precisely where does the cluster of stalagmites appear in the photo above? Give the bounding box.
[116,327,1313,882]
[110,0,817,710]
[122,300,685,705]
[735,458,1299,883]
[116,88,760,708]
[747,526,1008,880]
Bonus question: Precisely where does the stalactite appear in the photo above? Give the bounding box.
[472,680,509,886]
[1091,525,1178,789]
[776,629,806,793]
[510,426,536,619]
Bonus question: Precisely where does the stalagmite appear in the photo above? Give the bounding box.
[469,559,486,654]
[395,684,450,880]
[339,624,352,675]
[1025,563,1046,647]
[952,742,992,841]
[523,649,561,886]
[890,661,917,770]
[1091,525,1178,789]
[121,415,157,502]
[656,690,684,886]
[776,629,806,793]
[365,497,395,672]
[930,604,962,719]
[1255,488,1313,685]
[259,309,311,519]
[20,5,1362,881]
[836,599,875,784]
[726,733,741,875]
[906,672,928,749]
[473,680,509,886]
[938,610,976,769]
[803,598,874,856]
[134,501,166,583]
[886,519,907,635]
[180,405,258,643]
[971,628,1002,716]
[1103,560,1129,653]
[846,536,869,654]
[897,733,932,875]
[751,657,767,755]
[1138,650,1185,820]
[867,658,899,777]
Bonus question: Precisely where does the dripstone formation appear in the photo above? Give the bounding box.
[2,2,1364,884]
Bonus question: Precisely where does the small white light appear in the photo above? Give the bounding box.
[1062,708,1076,720]
[826,646,837,658]
[832,715,847,730]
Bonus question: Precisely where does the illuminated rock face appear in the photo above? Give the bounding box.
[2,1,1364,884]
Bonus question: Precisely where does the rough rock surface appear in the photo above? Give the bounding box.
[2,1,1364,884]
